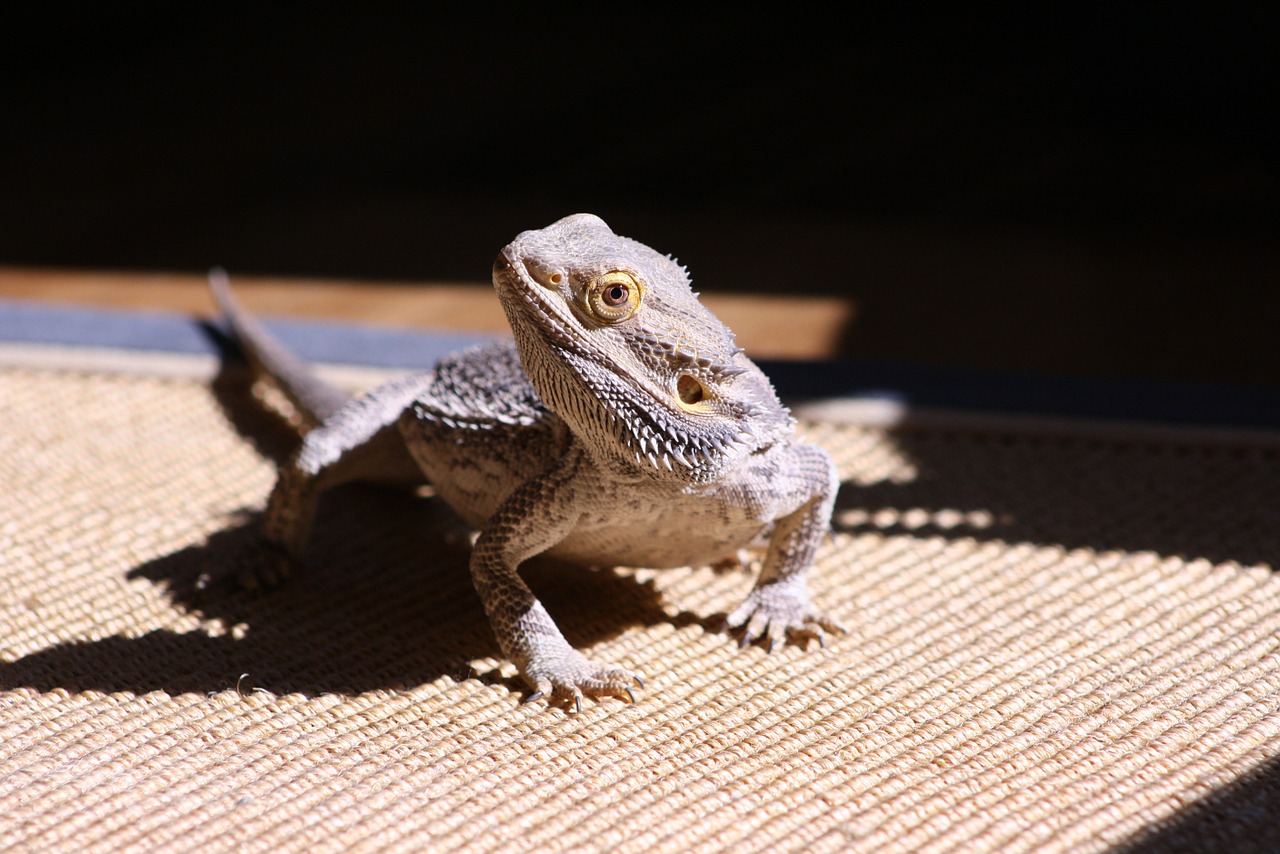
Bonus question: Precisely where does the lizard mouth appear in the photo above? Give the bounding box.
[490,250,522,296]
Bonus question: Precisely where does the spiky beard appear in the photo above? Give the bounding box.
[536,348,780,485]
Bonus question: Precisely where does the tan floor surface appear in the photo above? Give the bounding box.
[3,357,1279,851]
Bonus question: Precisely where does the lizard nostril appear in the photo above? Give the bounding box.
[524,261,564,289]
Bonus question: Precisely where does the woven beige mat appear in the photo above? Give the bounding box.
[3,359,1280,852]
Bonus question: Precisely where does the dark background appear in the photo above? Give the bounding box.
[2,7,1275,384]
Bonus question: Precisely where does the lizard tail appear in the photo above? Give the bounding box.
[209,267,352,429]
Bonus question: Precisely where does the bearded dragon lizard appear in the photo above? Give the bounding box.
[212,213,841,710]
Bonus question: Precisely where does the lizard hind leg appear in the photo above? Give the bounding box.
[245,372,438,588]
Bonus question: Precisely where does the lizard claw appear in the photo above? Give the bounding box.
[524,650,643,712]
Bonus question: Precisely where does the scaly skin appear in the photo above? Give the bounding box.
[213,214,841,710]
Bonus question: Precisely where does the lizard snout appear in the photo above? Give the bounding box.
[491,251,515,284]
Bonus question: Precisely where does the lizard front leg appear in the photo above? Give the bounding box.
[470,446,642,710]
[726,443,844,650]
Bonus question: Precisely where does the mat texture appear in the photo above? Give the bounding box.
[3,351,1280,852]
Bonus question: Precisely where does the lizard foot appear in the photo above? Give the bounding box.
[724,579,845,652]
[523,650,644,713]
[195,540,293,594]
[229,540,294,592]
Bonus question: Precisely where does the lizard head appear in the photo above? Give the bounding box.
[492,213,793,484]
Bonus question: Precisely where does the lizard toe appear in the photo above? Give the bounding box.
[725,584,842,651]
[237,541,294,591]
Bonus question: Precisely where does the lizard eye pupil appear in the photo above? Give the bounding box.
[603,285,629,306]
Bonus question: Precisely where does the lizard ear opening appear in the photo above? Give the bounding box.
[676,374,707,406]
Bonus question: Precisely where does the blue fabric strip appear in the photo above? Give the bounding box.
[3,298,1277,430]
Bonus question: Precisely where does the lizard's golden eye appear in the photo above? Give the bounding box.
[585,271,642,323]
